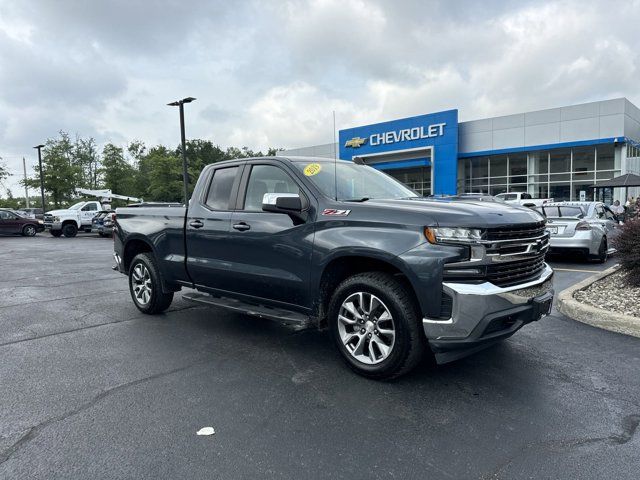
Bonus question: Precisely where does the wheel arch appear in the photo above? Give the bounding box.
[314,251,422,326]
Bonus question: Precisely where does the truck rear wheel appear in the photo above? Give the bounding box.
[328,272,426,380]
[62,223,78,237]
[128,253,174,314]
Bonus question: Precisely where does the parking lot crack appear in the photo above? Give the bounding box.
[484,413,640,478]
[0,360,210,467]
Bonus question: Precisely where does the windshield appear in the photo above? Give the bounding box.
[536,206,585,218]
[294,161,417,201]
[68,202,85,210]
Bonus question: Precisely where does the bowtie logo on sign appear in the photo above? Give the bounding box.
[344,137,367,148]
[345,123,447,148]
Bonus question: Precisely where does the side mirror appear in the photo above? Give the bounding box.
[262,193,303,213]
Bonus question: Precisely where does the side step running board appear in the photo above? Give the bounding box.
[182,292,313,329]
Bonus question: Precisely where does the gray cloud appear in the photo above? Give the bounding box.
[1,0,640,194]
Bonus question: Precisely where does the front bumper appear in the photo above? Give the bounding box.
[44,221,62,231]
[423,264,554,363]
[548,231,595,255]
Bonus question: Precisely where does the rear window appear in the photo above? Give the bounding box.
[537,206,584,218]
[205,167,238,210]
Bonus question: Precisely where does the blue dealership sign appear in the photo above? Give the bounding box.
[339,109,458,194]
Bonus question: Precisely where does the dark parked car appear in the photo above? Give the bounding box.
[92,210,115,237]
[0,209,45,236]
[114,157,553,379]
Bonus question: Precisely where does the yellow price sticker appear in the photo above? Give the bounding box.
[303,163,322,176]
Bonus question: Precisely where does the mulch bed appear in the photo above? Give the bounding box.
[573,269,640,318]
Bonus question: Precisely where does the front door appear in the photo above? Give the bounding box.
[80,203,98,226]
[226,162,315,310]
[0,210,21,234]
[186,164,243,291]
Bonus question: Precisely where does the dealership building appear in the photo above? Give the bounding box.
[282,98,640,202]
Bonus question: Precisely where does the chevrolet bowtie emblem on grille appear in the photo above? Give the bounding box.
[344,137,367,148]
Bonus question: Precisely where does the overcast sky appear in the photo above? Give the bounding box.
[1,0,639,193]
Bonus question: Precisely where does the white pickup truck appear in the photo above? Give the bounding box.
[43,201,102,237]
[495,192,552,208]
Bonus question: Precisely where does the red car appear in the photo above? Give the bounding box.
[0,209,45,236]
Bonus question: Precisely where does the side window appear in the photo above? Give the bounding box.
[0,211,9,220]
[82,203,97,211]
[205,166,239,210]
[595,205,605,219]
[243,165,300,211]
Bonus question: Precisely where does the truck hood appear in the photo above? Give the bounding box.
[46,209,78,216]
[360,198,545,228]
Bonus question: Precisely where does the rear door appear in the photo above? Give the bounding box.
[186,164,243,291]
[224,161,315,310]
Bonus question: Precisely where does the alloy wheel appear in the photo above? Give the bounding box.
[337,292,396,365]
[132,263,152,305]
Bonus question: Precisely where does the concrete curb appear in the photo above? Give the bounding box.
[557,265,640,338]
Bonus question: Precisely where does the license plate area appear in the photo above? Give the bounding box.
[547,226,558,234]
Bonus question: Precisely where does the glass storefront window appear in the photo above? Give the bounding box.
[573,183,594,201]
[388,167,430,196]
[596,144,615,170]
[572,146,595,174]
[550,148,571,173]
[489,155,507,177]
[470,157,489,178]
[508,154,527,184]
[549,184,570,200]
[459,143,618,201]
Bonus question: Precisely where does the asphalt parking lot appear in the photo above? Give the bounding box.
[0,234,638,479]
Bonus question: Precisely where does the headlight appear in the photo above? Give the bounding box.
[53,216,60,222]
[425,227,482,244]
[38,220,44,224]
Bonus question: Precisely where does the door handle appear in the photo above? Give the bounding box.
[233,222,251,231]
[189,219,204,229]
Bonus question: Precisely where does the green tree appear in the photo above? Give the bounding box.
[23,131,82,208]
[144,146,183,202]
[100,143,136,195]
[75,137,100,188]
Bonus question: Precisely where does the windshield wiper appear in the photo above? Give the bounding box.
[342,197,370,202]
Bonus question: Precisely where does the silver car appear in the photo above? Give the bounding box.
[535,201,619,263]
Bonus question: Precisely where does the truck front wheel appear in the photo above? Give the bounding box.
[128,253,174,314]
[328,272,426,380]
[62,223,78,237]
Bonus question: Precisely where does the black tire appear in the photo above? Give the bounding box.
[592,237,608,263]
[62,223,78,238]
[98,232,105,237]
[128,252,174,314]
[22,224,37,237]
[50,229,63,237]
[328,272,426,380]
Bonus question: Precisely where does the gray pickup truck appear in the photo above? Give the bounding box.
[113,156,553,379]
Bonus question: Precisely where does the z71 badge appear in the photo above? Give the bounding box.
[322,209,351,216]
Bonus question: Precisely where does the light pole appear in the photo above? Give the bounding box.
[167,97,196,205]
[33,144,46,212]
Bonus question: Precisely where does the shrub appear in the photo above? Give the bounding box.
[612,219,640,286]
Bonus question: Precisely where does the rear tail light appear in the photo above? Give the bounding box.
[576,221,591,231]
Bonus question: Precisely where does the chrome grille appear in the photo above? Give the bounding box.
[444,221,549,287]
[484,222,547,241]
[485,255,546,287]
